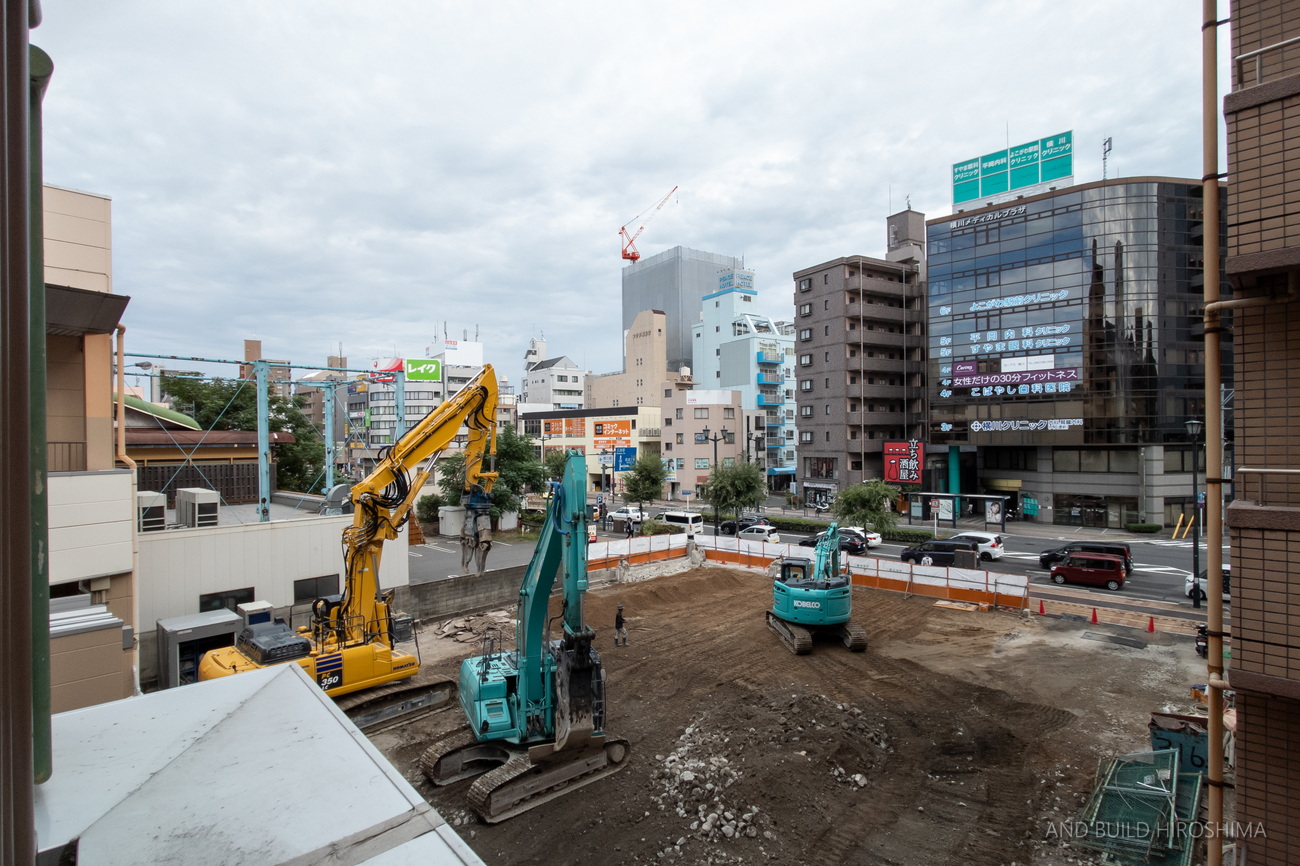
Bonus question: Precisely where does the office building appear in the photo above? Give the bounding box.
[790,210,928,508]
[1221,3,1300,858]
[622,246,744,373]
[691,270,797,490]
[590,309,693,409]
[239,339,291,398]
[925,177,1229,527]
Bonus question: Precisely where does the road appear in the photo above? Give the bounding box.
[408,524,1227,613]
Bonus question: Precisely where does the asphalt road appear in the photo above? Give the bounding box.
[408,525,1228,614]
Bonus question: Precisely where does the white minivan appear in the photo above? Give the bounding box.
[653,511,704,534]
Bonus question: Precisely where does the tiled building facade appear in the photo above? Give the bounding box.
[1222,1,1300,860]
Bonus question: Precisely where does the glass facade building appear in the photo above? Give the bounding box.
[924,178,1229,527]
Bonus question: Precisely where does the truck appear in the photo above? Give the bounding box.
[766,523,868,654]
[420,450,629,822]
[197,364,501,726]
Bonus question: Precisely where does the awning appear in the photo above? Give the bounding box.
[46,283,130,336]
[767,467,795,475]
[983,478,1023,491]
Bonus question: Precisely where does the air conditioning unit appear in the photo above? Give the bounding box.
[136,490,166,532]
[176,487,220,528]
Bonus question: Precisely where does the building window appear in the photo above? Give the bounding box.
[695,458,710,470]
[199,587,254,613]
[823,274,829,284]
[799,303,812,316]
[825,404,831,415]
[798,278,812,292]
[694,407,709,419]
[665,389,672,397]
[800,431,813,444]
[294,575,340,604]
[801,406,812,417]
[676,408,684,419]
[799,353,812,366]
[799,328,812,341]
[824,351,829,362]
[724,408,735,419]
[676,458,685,469]
[676,433,684,444]
[799,380,812,392]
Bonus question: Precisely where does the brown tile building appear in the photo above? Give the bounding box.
[1222,0,1300,860]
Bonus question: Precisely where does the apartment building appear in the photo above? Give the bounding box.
[1221,1,1300,858]
[790,210,928,507]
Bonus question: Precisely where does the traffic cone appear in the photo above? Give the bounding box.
[1038,599,1046,616]
[1147,616,1156,634]
[1090,608,1099,624]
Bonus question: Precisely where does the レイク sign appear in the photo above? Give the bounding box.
[883,440,925,484]
[404,359,442,381]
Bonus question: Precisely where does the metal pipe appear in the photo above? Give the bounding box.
[1201,3,1226,862]
[115,325,136,473]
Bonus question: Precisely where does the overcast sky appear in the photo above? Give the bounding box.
[33,2,1222,388]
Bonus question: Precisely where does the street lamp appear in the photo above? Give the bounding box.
[1186,418,1204,609]
[700,425,730,535]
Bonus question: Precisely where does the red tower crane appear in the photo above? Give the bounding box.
[619,185,678,262]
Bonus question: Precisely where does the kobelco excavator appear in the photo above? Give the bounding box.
[766,523,868,654]
[198,364,500,726]
[420,450,629,822]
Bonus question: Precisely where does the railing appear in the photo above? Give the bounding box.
[1235,466,1300,507]
[1236,34,1300,87]
[756,371,784,385]
[48,441,87,472]
[756,393,784,406]
[755,351,782,365]
[638,427,661,438]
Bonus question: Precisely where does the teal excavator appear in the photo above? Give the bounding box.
[766,523,868,654]
[420,450,628,822]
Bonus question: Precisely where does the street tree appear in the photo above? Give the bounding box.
[161,374,325,493]
[436,423,544,519]
[703,461,766,521]
[622,453,667,521]
[834,479,901,534]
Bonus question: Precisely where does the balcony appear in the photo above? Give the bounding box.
[847,410,906,427]
[764,415,784,428]
[756,393,784,407]
[638,427,661,439]
[757,371,784,385]
[756,351,782,365]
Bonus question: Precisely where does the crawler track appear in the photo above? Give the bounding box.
[336,675,455,733]
[766,611,866,654]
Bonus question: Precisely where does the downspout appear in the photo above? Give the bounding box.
[115,325,141,696]
[1200,3,1225,864]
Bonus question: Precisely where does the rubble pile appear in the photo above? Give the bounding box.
[426,609,515,644]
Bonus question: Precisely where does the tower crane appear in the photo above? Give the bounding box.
[619,185,678,262]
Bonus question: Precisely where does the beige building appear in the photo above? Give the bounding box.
[44,185,136,712]
[239,338,291,398]
[589,309,692,409]
[660,385,743,501]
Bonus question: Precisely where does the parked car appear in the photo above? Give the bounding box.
[608,506,644,524]
[1185,565,1231,599]
[899,539,980,567]
[1049,552,1127,591]
[1039,541,1133,575]
[949,531,1004,561]
[651,511,705,534]
[719,514,774,535]
[798,531,867,555]
[737,524,781,543]
[838,526,883,548]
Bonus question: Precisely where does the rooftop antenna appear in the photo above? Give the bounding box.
[1102,137,1113,179]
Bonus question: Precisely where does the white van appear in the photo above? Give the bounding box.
[653,511,704,534]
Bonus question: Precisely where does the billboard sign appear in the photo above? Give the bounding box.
[405,359,442,381]
[883,440,925,484]
[614,447,636,472]
[953,131,1072,205]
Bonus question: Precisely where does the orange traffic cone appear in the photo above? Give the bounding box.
[1090,608,1099,624]
[1039,599,1046,616]
[1147,616,1156,633]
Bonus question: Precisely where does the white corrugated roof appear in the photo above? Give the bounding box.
[35,664,483,866]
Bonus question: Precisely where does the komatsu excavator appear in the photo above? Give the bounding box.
[420,450,629,822]
[197,364,500,726]
[766,523,868,655]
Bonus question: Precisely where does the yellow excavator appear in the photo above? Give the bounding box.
[198,364,499,725]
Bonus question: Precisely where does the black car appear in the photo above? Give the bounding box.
[719,515,774,535]
[798,532,867,555]
[1038,541,1133,575]
[900,539,980,567]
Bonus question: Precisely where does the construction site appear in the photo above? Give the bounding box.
[372,558,1211,866]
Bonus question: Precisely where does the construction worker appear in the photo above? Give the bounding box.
[614,605,628,647]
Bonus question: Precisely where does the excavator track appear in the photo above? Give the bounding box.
[766,611,814,655]
[466,735,630,824]
[421,728,514,786]
[336,674,456,733]
[836,622,868,652]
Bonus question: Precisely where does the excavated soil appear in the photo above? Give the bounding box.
[372,565,1207,866]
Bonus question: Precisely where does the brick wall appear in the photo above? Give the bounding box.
[1233,692,1300,862]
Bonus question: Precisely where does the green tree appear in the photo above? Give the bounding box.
[542,449,568,483]
[435,424,545,519]
[703,461,766,520]
[834,479,901,533]
[161,374,326,494]
[622,452,667,521]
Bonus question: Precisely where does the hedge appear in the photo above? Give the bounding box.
[1123,523,1163,533]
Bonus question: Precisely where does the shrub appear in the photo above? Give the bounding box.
[415,493,442,524]
[640,519,674,536]
[881,528,934,544]
[1124,523,1163,534]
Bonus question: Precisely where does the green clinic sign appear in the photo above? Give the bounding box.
[405,359,442,381]
[953,130,1072,205]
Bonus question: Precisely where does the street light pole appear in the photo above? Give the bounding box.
[1186,419,1204,609]
[701,425,730,535]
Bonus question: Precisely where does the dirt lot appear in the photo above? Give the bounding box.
[373,564,1208,866]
